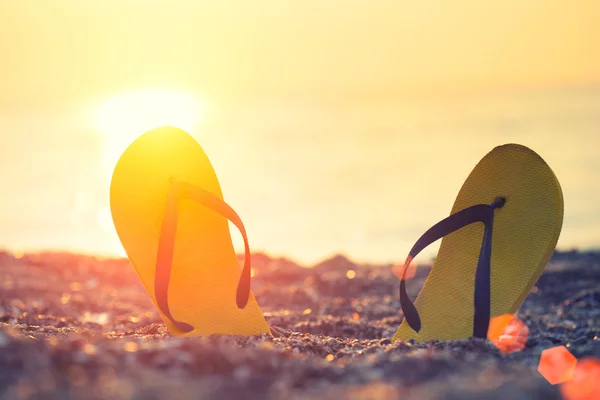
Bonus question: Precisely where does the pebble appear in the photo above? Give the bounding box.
[0,249,597,400]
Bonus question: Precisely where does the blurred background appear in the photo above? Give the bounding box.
[0,1,598,265]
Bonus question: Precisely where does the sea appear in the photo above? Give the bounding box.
[1,85,599,266]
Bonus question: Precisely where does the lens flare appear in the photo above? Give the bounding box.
[538,346,578,385]
[94,89,206,185]
[488,314,529,354]
[560,357,600,400]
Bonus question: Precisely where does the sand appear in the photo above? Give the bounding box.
[0,249,599,400]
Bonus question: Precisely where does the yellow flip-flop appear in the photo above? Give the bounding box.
[393,144,564,342]
[110,126,271,337]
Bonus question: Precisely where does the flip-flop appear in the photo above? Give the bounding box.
[110,126,271,336]
[393,144,564,342]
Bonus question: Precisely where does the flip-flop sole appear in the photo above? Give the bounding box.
[110,126,270,336]
[393,143,563,342]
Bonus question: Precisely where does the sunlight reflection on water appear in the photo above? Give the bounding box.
[0,87,598,264]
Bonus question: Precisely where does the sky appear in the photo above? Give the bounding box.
[0,1,599,264]
[1,1,599,109]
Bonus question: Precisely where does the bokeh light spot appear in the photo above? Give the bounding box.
[487,313,514,341]
[70,282,82,291]
[477,365,505,391]
[560,357,600,400]
[489,314,529,354]
[124,341,138,353]
[346,270,356,279]
[60,294,71,305]
[538,346,578,385]
[344,382,400,399]
[83,344,97,355]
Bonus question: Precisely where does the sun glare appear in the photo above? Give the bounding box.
[96,206,114,233]
[93,89,205,258]
[94,89,206,185]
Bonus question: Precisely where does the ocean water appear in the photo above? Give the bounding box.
[1,86,599,265]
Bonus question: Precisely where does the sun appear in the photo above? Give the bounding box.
[94,88,206,185]
[93,89,205,257]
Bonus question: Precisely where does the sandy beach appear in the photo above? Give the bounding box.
[0,249,598,399]
[2,2,600,399]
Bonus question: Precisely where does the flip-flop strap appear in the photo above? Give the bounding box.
[155,178,252,333]
[399,198,504,338]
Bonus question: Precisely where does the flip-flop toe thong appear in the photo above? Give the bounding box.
[110,126,271,337]
[393,143,564,342]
